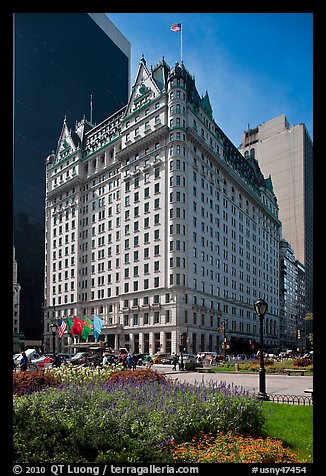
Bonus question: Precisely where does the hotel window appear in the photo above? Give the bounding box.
[166,310,170,323]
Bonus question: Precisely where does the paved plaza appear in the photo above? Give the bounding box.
[155,365,313,397]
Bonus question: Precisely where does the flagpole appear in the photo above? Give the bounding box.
[180,22,183,63]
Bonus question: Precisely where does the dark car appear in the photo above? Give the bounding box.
[102,353,119,365]
[57,353,72,364]
[160,355,173,365]
[70,352,88,365]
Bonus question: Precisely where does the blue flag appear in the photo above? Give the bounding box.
[93,314,103,341]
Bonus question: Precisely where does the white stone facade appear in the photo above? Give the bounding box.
[44,58,281,355]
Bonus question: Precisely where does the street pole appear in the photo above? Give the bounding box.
[50,323,57,357]
[254,299,269,401]
[223,321,226,362]
[179,333,184,370]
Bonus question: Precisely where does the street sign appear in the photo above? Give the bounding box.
[13,332,25,338]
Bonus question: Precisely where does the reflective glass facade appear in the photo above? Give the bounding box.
[14,13,130,339]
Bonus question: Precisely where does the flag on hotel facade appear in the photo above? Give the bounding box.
[69,316,84,336]
[57,319,67,337]
[81,316,93,340]
[93,314,103,341]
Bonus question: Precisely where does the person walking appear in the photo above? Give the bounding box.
[53,353,62,367]
[144,354,153,369]
[127,353,134,370]
[172,353,179,371]
[178,355,184,371]
[102,353,108,365]
[20,352,28,371]
[122,354,128,370]
[132,354,138,370]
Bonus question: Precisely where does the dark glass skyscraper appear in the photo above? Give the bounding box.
[14,13,130,340]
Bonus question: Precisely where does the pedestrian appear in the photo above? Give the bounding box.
[144,354,153,368]
[102,353,108,365]
[127,353,133,370]
[20,352,28,371]
[172,353,179,371]
[122,354,128,370]
[132,354,138,370]
[53,353,62,367]
[178,355,184,371]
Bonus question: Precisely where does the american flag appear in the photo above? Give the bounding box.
[58,319,67,337]
[171,23,182,32]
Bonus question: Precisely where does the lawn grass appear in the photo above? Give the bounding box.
[262,402,313,463]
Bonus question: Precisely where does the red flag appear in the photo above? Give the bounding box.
[70,317,84,336]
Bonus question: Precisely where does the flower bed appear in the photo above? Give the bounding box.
[14,369,264,462]
[170,432,299,463]
[13,370,59,396]
[13,368,300,463]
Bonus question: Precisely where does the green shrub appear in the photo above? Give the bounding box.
[184,361,198,371]
[13,377,264,463]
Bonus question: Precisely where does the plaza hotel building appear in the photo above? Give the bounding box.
[43,57,281,355]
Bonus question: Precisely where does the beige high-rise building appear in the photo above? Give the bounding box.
[239,114,313,313]
[43,58,282,356]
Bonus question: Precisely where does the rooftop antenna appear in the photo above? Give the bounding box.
[90,94,93,124]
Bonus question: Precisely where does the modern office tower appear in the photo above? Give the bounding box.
[44,58,281,355]
[14,13,130,340]
[279,239,306,351]
[239,115,313,314]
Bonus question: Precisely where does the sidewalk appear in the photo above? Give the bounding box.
[153,365,313,397]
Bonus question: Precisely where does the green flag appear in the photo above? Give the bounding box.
[66,317,74,334]
[81,316,93,340]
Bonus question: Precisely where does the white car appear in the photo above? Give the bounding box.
[13,349,42,365]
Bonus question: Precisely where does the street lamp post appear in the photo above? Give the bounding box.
[50,322,57,357]
[179,333,184,371]
[254,299,269,401]
[223,322,227,362]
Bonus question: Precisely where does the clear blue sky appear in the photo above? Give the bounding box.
[107,12,313,147]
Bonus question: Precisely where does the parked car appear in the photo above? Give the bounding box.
[31,355,53,369]
[152,353,171,364]
[13,349,42,366]
[70,352,88,365]
[181,353,197,363]
[45,353,72,364]
[101,353,118,365]
[134,354,146,366]
[159,355,174,365]
[57,353,72,364]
